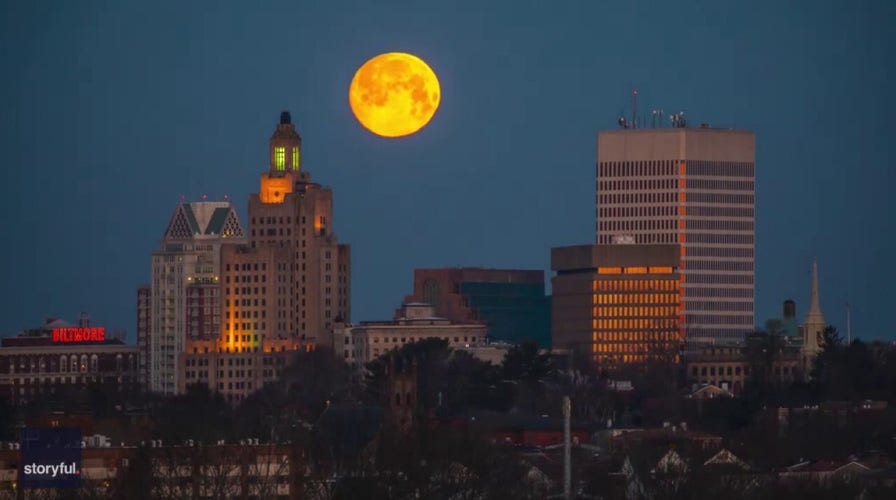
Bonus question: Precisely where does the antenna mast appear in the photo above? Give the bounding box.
[631,89,638,129]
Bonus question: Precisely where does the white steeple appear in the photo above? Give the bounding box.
[806,258,825,324]
[801,258,826,374]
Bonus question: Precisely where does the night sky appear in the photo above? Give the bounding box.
[2,1,893,341]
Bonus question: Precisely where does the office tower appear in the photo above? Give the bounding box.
[147,201,245,394]
[398,268,550,347]
[596,127,755,347]
[180,111,351,403]
[551,244,682,365]
[222,111,350,351]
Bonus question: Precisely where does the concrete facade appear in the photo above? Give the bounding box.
[335,303,487,375]
[146,201,245,394]
[596,128,755,347]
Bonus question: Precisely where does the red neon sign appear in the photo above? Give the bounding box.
[52,327,105,343]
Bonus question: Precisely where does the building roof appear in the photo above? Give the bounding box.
[162,202,245,240]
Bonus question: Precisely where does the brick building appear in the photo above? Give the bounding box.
[0,315,139,406]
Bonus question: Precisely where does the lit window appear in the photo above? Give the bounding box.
[292,147,300,169]
[274,147,286,171]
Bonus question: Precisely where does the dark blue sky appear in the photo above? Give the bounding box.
[2,1,893,340]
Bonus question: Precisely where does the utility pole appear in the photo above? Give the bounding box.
[846,302,852,344]
[563,396,571,500]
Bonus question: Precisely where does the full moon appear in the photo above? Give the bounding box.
[348,52,441,138]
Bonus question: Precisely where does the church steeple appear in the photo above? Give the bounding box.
[801,258,826,375]
[805,258,825,325]
[269,110,302,173]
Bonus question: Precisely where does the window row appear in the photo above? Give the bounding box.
[684,314,753,325]
[225,299,268,307]
[599,205,677,217]
[227,287,268,295]
[593,280,679,292]
[598,219,678,233]
[685,274,754,285]
[686,179,754,191]
[686,233,754,244]
[598,233,681,244]
[686,206,754,217]
[598,179,676,192]
[225,263,268,272]
[686,246,754,258]
[687,219,753,231]
[685,260,754,271]
[591,318,679,329]
[685,161,754,178]
[683,287,753,298]
[594,293,679,305]
[684,301,753,312]
[598,160,678,177]
[598,192,678,206]
[592,332,680,343]
[225,274,267,284]
[593,306,679,318]
[687,192,754,204]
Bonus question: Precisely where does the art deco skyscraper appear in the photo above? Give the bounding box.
[145,201,246,394]
[218,111,350,352]
[596,127,755,347]
[178,111,351,403]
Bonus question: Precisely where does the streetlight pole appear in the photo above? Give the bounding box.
[563,396,571,500]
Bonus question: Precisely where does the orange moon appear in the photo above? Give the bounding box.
[348,52,441,138]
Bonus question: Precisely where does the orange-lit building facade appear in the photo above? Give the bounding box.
[551,244,682,367]
[179,111,351,402]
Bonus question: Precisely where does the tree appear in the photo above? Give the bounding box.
[154,383,232,445]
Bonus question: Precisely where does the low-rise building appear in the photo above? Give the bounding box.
[178,338,302,404]
[0,315,140,406]
[334,303,487,374]
[551,243,683,368]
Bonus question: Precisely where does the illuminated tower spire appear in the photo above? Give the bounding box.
[269,110,302,173]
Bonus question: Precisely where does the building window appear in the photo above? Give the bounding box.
[292,147,300,169]
[423,279,441,308]
[274,147,286,171]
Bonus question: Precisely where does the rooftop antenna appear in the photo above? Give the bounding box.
[631,89,639,129]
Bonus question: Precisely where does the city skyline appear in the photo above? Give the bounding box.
[2,1,894,341]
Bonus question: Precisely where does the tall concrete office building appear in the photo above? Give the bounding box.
[596,127,755,347]
[145,201,246,394]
